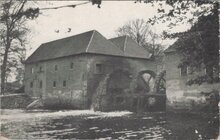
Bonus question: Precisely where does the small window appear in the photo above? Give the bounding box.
[213,66,218,77]
[39,66,42,72]
[30,82,33,88]
[187,66,193,75]
[53,81,56,87]
[63,80,66,87]
[40,80,43,88]
[31,68,34,74]
[180,65,187,76]
[54,65,58,71]
[116,97,124,104]
[70,62,74,69]
[132,98,138,107]
[205,67,213,78]
[95,64,103,74]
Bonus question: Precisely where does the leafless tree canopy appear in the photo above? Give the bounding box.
[0,0,33,94]
[116,19,164,57]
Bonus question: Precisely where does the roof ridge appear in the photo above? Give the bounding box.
[42,30,95,45]
[107,37,125,55]
[86,30,95,52]
[95,32,125,54]
[108,35,151,59]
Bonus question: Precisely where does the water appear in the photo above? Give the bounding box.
[0,109,219,139]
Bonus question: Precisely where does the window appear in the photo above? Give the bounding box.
[132,98,138,107]
[54,65,58,71]
[187,66,193,75]
[95,64,103,74]
[63,80,66,87]
[40,80,43,88]
[205,66,213,78]
[31,67,34,74]
[70,62,74,69]
[39,66,43,72]
[53,81,56,87]
[30,82,33,88]
[116,97,124,104]
[213,66,218,78]
[180,65,187,76]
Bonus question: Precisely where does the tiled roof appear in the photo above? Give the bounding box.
[109,36,151,59]
[164,45,177,53]
[164,39,179,53]
[25,30,124,63]
[26,30,151,63]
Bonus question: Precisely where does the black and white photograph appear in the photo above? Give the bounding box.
[0,0,219,139]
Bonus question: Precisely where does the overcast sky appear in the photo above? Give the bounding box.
[26,1,190,57]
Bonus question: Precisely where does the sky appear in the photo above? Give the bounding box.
[26,1,182,57]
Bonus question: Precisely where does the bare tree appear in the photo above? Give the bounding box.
[116,19,164,57]
[0,0,39,94]
[146,30,164,57]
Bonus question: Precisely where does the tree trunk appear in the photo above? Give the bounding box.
[1,45,10,95]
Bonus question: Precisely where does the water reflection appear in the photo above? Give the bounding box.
[0,109,219,139]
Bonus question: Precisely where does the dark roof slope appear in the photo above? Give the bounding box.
[26,30,124,63]
[164,44,177,53]
[109,36,151,59]
[87,31,124,56]
[164,38,182,53]
[109,36,126,51]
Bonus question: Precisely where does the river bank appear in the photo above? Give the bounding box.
[1,93,219,114]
